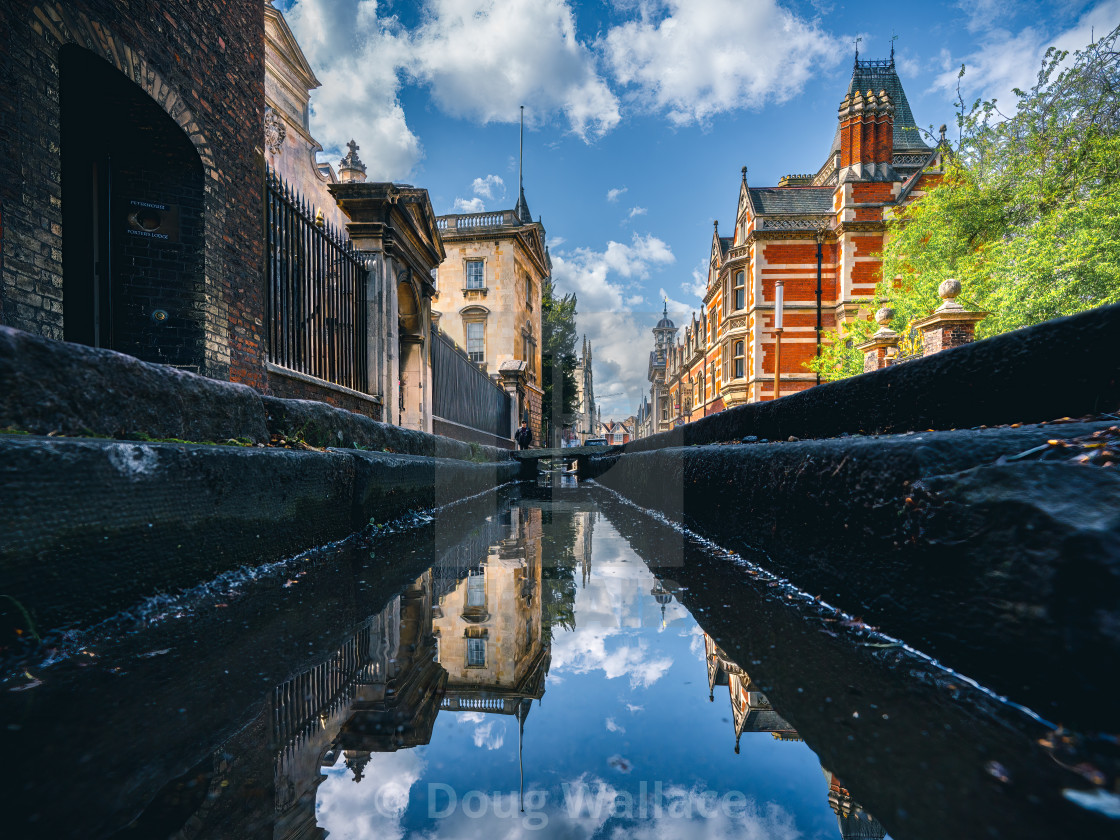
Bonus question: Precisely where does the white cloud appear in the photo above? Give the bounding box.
[408,0,620,140]
[471,719,506,750]
[284,0,422,180]
[933,0,1120,117]
[628,206,648,218]
[471,174,506,201]
[283,0,621,184]
[602,0,845,125]
[607,187,628,202]
[606,717,626,733]
[551,233,675,415]
[316,748,426,840]
[682,258,708,300]
[453,196,486,212]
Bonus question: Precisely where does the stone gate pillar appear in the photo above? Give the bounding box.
[329,176,445,429]
[913,279,987,357]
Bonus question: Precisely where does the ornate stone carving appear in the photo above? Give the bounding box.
[893,153,929,167]
[264,105,286,154]
[760,215,829,231]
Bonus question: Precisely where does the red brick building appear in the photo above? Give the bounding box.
[651,51,945,433]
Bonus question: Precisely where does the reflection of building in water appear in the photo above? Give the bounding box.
[434,505,549,713]
[704,634,800,752]
[651,579,674,628]
[272,573,445,839]
[575,508,595,588]
[269,506,553,837]
[700,636,886,839]
[822,768,887,840]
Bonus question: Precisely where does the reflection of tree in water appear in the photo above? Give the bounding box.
[539,506,593,643]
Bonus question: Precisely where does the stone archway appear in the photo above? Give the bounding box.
[60,44,207,370]
[397,277,425,429]
[35,3,227,375]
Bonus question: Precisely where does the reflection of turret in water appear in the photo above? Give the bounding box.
[822,767,888,840]
[703,634,800,753]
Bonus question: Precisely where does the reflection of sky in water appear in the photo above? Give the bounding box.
[317,513,858,839]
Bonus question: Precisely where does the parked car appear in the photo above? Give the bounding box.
[584,437,609,446]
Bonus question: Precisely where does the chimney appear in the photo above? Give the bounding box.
[837,89,896,180]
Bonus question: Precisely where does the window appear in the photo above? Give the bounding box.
[467,637,486,666]
[466,321,485,364]
[466,259,484,289]
[734,341,745,378]
[734,271,745,310]
[467,571,486,607]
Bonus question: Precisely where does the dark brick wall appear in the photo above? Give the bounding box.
[0,0,265,384]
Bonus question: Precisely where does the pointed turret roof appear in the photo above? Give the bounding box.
[829,53,929,155]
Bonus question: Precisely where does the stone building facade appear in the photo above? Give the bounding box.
[263,0,345,230]
[651,51,944,428]
[433,187,548,445]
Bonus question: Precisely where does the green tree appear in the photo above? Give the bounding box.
[541,277,579,445]
[811,26,1120,381]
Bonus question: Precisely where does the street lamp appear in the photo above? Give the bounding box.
[773,279,784,400]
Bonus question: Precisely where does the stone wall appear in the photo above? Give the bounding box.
[625,302,1120,452]
[0,435,519,644]
[0,325,509,461]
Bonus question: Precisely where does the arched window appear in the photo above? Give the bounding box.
[734,341,745,378]
[734,272,745,311]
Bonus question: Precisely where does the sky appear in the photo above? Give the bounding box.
[315,515,847,840]
[275,0,1120,417]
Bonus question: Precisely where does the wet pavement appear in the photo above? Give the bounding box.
[1,482,1116,839]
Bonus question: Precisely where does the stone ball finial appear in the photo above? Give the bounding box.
[939,278,961,300]
[875,306,895,327]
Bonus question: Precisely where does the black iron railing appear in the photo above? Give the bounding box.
[431,326,511,440]
[265,166,368,392]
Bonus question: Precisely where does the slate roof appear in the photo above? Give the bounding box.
[830,58,930,154]
[748,187,833,215]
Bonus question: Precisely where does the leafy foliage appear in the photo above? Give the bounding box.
[541,277,579,444]
[811,26,1120,380]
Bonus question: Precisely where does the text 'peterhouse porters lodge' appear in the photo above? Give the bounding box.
[647,48,946,436]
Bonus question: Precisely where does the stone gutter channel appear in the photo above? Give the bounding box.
[0,326,516,637]
[3,303,1119,738]
[577,304,1120,734]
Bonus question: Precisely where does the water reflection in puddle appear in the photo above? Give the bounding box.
[295,500,886,839]
[3,485,1108,839]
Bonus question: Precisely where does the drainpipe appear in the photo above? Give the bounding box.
[815,230,824,387]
